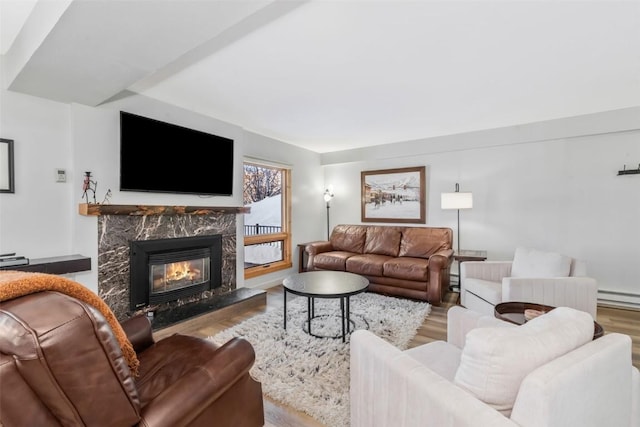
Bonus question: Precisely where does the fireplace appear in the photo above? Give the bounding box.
[129,235,222,311]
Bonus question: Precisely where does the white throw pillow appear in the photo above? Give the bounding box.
[510,246,572,278]
[453,307,593,416]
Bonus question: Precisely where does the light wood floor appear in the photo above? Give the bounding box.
[154,286,640,427]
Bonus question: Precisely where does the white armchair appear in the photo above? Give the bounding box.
[460,247,598,318]
[350,306,640,427]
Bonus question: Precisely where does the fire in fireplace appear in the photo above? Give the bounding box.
[129,235,222,311]
[150,257,208,296]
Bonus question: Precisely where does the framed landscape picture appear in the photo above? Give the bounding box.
[361,166,426,223]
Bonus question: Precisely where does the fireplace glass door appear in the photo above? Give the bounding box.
[130,235,222,311]
[149,249,211,296]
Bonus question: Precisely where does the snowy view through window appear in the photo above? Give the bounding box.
[244,195,282,266]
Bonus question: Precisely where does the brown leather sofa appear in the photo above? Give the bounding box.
[305,224,453,305]
[0,290,264,427]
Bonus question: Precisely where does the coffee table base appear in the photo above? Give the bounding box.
[302,314,357,340]
[284,293,355,342]
[282,271,369,343]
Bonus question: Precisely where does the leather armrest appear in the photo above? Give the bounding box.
[306,241,333,255]
[120,315,155,353]
[428,248,454,269]
[305,241,334,270]
[426,249,454,305]
[138,337,256,427]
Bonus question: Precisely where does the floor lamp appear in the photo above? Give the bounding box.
[323,188,334,240]
[441,183,473,288]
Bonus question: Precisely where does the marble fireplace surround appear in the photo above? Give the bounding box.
[79,203,250,322]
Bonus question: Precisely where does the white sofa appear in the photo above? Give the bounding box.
[350,306,640,427]
[460,247,598,318]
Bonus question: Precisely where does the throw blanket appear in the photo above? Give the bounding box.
[0,271,139,375]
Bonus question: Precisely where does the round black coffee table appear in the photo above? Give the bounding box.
[283,271,369,342]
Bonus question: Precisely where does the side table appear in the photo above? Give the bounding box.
[451,249,487,290]
[494,301,604,340]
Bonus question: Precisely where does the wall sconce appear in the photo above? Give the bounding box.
[323,187,334,240]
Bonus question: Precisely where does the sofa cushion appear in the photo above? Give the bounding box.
[346,254,393,276]
[363,226,401,257]
[383,257,429,281]
[511,247,572,278]
[453,307,593,416]
[399,227,452,258]
[330,225,366,253]
[313,251,355,271]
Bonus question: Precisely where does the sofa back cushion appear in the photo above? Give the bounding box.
[511,247,572,278]
[364,226,402,256]
[330,225,367,253]
[453,307,593,417]
[398,227,452,258]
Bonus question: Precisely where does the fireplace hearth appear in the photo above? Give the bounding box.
[130,235,222,311]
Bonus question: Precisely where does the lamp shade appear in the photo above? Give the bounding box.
[441,192,473,210]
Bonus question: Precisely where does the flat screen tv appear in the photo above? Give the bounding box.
[120,111,233,196]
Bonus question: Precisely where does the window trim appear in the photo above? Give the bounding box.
[243,161,292,279]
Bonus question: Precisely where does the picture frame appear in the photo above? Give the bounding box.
[0,138,15,194]
[361,166,426,223]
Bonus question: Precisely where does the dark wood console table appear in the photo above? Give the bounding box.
[0,254,91,275]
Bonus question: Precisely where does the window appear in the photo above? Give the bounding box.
[243,160,291,278]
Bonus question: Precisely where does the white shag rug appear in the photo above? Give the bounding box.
[209,292,430,427]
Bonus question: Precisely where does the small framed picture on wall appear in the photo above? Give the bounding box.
[0,138,15,194]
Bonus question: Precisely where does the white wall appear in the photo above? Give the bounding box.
[1,90,325,292]
[0,90,74,258]
[322,109,640,307]
[2,88,638,307]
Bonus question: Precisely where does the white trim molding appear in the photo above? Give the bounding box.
[598,290,640,310]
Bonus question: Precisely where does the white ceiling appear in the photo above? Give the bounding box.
[2,0,640,153]
[0,0,37,55]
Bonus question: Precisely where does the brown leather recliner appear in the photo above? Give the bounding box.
[0,291,264,427]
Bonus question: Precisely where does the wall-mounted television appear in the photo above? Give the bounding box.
[120,111,233,196]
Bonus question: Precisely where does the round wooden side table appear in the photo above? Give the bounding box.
[494,301,604,339]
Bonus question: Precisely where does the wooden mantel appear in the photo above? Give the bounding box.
[79,203,249,216]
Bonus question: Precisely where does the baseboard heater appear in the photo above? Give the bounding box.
[598,290,640,310]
